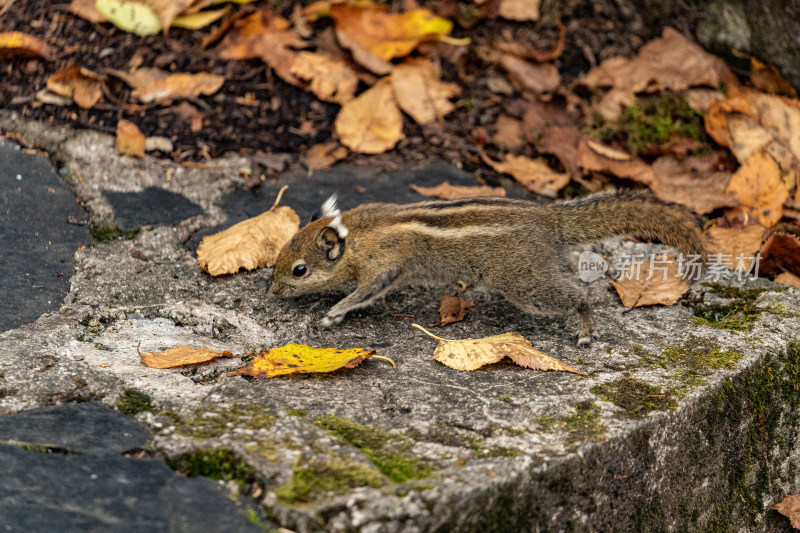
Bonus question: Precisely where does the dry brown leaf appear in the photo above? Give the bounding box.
[767,494,800,530]
[493,114,524,150]
[329,3,460,62]
[492,23,565,62]
[537,126,582,179]
[0,31,57,60]
[759,231,800,279]
[410,181,506,200]
[499,54,559,95]
[227,343,395,378]
[774,272,800,288]
[306,141,348,170]
[704,223,766,272]
[726,114,774,164]
[68,0,108,22]
[592,87,638,122]
[391,58,461,125]
[750,58,798,98]
[650,154,738,214]
[134,72,224,104]
[217,10,307,85]
[137,343,236,369]
[290,51,358,104]
[480,150,569,197]
[46,66,105,109]
[116,120,146,158]
[725,151,788,227]
[197,186,300,276]
[436,295,474,326]
[609,254,689,308]
[335,78,403,154]
[497,0,539,21]
[412,324,585,374]
[171,101,204,132]
[577,139,655,185]
[581,27,733,94]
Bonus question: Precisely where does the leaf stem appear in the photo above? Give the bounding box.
[411,323,451,342]
[270,185,289,211]
[370,354,397,368]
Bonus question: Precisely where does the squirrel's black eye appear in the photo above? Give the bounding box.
[292,264,308,277]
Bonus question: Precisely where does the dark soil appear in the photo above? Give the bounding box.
[0,0,694,176]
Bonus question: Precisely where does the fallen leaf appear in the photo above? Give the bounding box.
[492,114,524,150]
[775,272,800,288]
[480,150,569,197]
[227,343,395,378]
[95,0,161,35]
[767,494,800,530]
[758,231,800,279]
[335,78,403,154]
[491,23,566,62]
[290,51,358,104]
[137,343,236,369]
[750,57,798,98]
[537,126,582,179]
[650,154,738,214]
[581,27,733,94]
[0,31,57,60]
[306,141,348,170]
[410,181,506,200]
[197,186,300,275]
[172,6,230,29]
[330,3,461,62]
[412,324,585,374]
[171,101,204,132]
[497,0,540,21]
[217,10,307,85]
[725,151,788,227]
[577,139,655,185]
[609,254,689,308]
[116,120,146,158]
[436,295,474,326]
[46,66,105,109]
[704,223,765,272]
[68,0,108,23]
[109,68,225,104]
[391,58,461,125]
[499,54,560,95]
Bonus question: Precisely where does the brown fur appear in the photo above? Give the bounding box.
[269,193,706,345]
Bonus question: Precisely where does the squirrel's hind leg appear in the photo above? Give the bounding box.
[576,301,596,347]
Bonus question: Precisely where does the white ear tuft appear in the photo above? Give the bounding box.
[329,213,349,238]
[320,194,340,218]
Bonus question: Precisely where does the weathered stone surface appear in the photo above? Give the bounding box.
[0,111,798,531]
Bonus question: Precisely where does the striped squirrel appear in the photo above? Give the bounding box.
[268,192,706,345]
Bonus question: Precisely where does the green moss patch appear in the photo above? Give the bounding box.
[166,448,255,485]
[592,377,677,417]
[661,339,743,371]
[313,415,433,483]
[275,457,384,503]
[90,226,139,243]
[160,405,275,439]
[692,285,769,331]
[117,389,153,416]
[536,400,606,442]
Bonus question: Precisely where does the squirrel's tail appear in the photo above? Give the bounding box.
[551,191,707,258]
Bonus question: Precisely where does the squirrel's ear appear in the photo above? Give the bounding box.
[317,215,347,260]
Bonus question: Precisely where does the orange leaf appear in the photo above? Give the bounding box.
[704,223,766,272]
[116,120,146,158]
[759,231,800,279]
[767,494,800,530]
[436,295,473,326]
[227,343,395,378]
[479,150,569,197]
[725,151,788,227]
[578,139,655,185]
[306,141,348,170]
[0,31,57,60]
[409,181,506,200]
[290,51,358,104]
[47,66,105,109]
[650,154,737,214]
[390,58,461,124]
[334,78,403,154]
[137,343,236,369]
[609,254,689,308]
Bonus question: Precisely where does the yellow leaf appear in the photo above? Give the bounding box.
[171,6,229,29]
[409,181,506,200]
[335,78,403,154]
[390,58,461,125]
[46,66,105,109]
[306,141,348,170]
[704,223,765,272]
[330,3,460,62]
[290,51,358,104]
[137,343,236,369]
[725,151,788,227]
[609,254,689,308]
[197,186,300,276]
[116,120,145,158]
[226,343,395,378]
[0,31,57,60]
[412,324,585,374]
[95,0,162,35]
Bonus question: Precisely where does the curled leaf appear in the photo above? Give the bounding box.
[0,31,57,60]
[409,182,506,200]
[227,344,395,378]
[412,324,585,374]
[116,120,146,158]
[436,295,473,326]
[46,66,105,109]
[137,342,236,369]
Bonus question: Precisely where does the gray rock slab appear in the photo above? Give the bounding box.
[0,112,798,532]
[0,140,91,332]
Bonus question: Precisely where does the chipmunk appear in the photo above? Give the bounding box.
[268,192,706,345]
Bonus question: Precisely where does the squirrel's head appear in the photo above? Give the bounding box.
[269,195,353,298]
